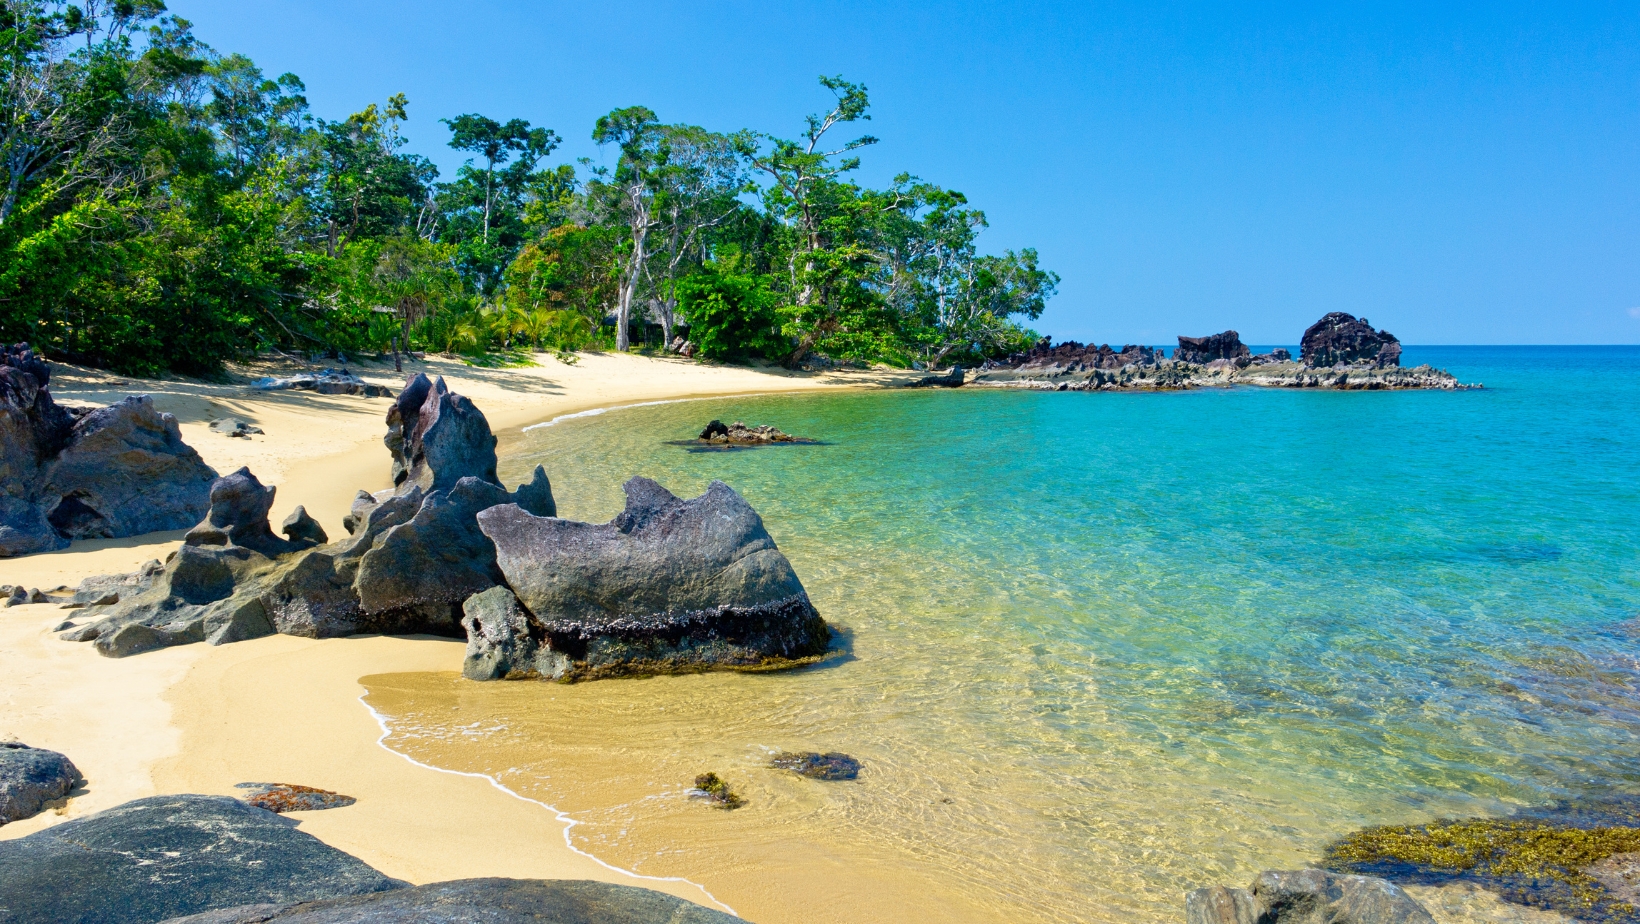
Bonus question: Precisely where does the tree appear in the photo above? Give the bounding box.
[644,123,745,347]
[588,104,659,351]
[440,112,557,247]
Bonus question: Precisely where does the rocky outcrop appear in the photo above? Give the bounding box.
[0,343,217,557]
[0,741,82,824]
[1301,313,1402,368]
[0,794,403,923]
[1174,330,1251,365]
[386,373,499,495]
[1187,870,1435,924]
[697,420,816,444]
[158,878,740,923]
[250,368,394,398]
[906,365,968,388]
[475,477,830,681]
[995,339,1161,372]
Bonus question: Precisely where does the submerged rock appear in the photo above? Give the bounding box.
[0,794,403,923]
[1186,870,1435,924]
[475,477,830,681]
[770,751,861,781]
[687,772,745,810]
[158,877,740,923]
[1301,313,1402,368]
[234,782,356,814]
[0,741,82,824]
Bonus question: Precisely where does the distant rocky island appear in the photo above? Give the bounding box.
[966,313,1472,392]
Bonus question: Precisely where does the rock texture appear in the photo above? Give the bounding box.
[250,368,394,398]
[63,378,556,657]
[0,794,403,923]
[475,477,830,681]
[1301,313,1402,368]
[906,365,968,388]
[770,751,861,780]
[234,783,356,814]
[0,741,82,824]
[1186,869,1435,924]
[156,877,740,923]
[1174,330,1251,365]
[1,344,217,557]
[696,420,814,445]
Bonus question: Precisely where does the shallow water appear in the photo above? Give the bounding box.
[362,346,1640,923]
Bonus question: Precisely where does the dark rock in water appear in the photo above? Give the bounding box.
[696,420,814,445]
[1301,313,1402,368]
[157,877,740,923]
[461,586,560,681]
[184,467,296,558]
[1174,330,1251,365]
[476,477,829,681]
[0,794,403,923]
[354,477,511,632]
[995,338,1161,372]
[513,465,557,518]
[1186,870,1434,924]
[770,751,861,780]
[234,782,356,814]
[906,365,967,388]
[281,506,327,547]
[0,741,82,824]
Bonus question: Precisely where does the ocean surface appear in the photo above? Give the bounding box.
[362,346,1640,923]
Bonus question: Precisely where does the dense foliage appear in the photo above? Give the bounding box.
[0,1,1057,375]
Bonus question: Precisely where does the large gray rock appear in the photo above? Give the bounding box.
[0,492,64,557]
[1186,869,1435,924]
[476,477,829,681]
[39,395,217,540]
[157,877,740,923]
[183,467,296,558]
[0,741,82,825]
[461,586,564,681]
[354,477,512,632]
[0,794,403,923]
[388,374,499,496]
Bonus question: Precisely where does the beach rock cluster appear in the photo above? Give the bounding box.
[1300,313,1402,368]
[997,338,1161,372]
[64,373,829,683]
[1187,869,1435,924]
[906,365,968,388]
[697,420,813,444]
[0,343,218,557]
[1173,330,1250,365]
[250,368,395,398]
[0,741,82,825]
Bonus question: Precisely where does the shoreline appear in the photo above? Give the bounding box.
[0,350,915,908]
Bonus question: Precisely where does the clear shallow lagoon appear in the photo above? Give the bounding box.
[363,346,1640,923]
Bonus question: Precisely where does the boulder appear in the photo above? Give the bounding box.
[184,467,296,558]
[514,465,557,518]
[460,585,561,681]
[0,795,403,923]
[0,492,64,557]
[281,506,327,547]
[250,368,393,398]
[156,877,740,923]
[1174,331,1251,365]
[395,375,499,495]
[354,477,512,632]
[476,477,829,681]
[906,365,967,388]
[0,741,82,824]
[696,421,814,445]
[342,489,380,535]
[1300,313,1402,368]
[1185,869,1435,924]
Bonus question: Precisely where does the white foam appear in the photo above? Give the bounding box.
[519,394,777,432]
[358,694,737,917]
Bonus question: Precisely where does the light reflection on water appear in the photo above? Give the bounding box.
[363,347,1640,924]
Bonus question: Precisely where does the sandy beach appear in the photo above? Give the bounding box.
[0,350,911,909]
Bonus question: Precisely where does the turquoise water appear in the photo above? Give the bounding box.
[374,346,1640,923]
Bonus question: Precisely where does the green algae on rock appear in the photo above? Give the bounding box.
[689,773,744,810]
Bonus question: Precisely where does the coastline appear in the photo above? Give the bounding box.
[0,350,913,905]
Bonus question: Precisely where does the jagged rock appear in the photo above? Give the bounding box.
[209,418,263,438]
[696,421,814,445]
[0,742,82,824]
[184,467,296,558]
[384,374,498,495]
[62,560,164,608]
[354,477,511,631]
[475,477,829,681]
[157,877,740,923]
[234,783,356,814]
[250,368,393,398]
[1174,330,1251,365]
[513,465,556,518]
[342,489,379,535]
[1186,870,1435,924]
[460,586,563,681]
[0,492,63,557]
[770,751,861,780]
[1301,313,1402,368]
[281,506,327,546]
[996,339,1160,372]
[3,585,28,607]
[906,365,967,388]
[0,795,404,923]
[384,373,433,489]
[1249,347,1293,364]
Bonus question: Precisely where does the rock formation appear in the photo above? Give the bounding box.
[250,368,394,397]
[996,339,1160,372]
[0,343,217,557]
[160,877,739,923]
[696,420,815,444]
[1187,870,1435,924]
[0,741,82,825]
[906,365,968,388]
[0,795,403,923]
[771,751,861,780]
[1301,313,1402,368]
[1174,330,1251,365]
[474,477,830,681]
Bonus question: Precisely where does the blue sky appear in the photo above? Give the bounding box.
[166,1,1640,345]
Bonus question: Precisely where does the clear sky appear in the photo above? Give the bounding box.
[165,1,1640,345]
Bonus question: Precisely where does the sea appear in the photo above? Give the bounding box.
[361,346,1640,923]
